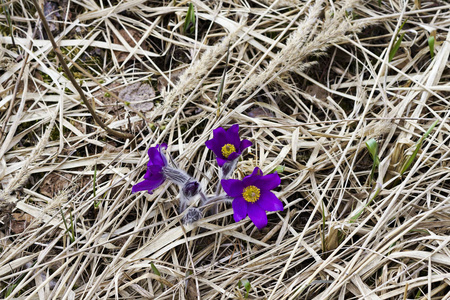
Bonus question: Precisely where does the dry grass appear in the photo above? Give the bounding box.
[1,0,450,299]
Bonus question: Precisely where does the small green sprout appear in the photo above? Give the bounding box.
[93,163,101,208]
[60,207,75,243]
[151,263,165,290]
[272,165,285,174]
[428,31,436,59]
[400,120,439,176]
[216,43,230,116]
[1,0,15,47]
[321,200,326,253]
[183,3,196,35]
[389,19,408,62]
[365,138,380,182]
[349,183,382,223]
[238,279,251,298]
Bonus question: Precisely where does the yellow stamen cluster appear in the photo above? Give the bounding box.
[242,185,260,203]
[221,144,236,158]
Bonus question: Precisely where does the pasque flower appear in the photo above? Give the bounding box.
[205,124,252,167]
[221,167,283,229]
[132,144,168,194]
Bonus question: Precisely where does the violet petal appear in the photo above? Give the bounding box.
[242,167,263,187]
[144,165,164,180]
[253,172,281,191]
[258,190,284,211]
[240,139,252,151]
[205,139,223,158]
[212,127,227,144]
[216,157,228,167]
[148,145,166,166]
[226,124,240,149]
[232,196,248,222]
[247,203,268,230]
[227,152,239,161]
[131,178,164,194]
[221,179,244,197]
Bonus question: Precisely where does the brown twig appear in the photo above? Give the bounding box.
[62,54,149,123]
[31,0,134,140]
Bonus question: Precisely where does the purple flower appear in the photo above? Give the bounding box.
[205,124,252,167]
[221,167,283,230]
[132,144,167,194]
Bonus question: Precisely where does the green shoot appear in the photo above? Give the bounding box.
[400,120,439,176]
[4,261,34,297]
[321,200,326,254]
[93,163,97,197]
[216,43,231,117]
[60,207,75,243]
[349,183,382,223]
[389,19,408,62]
[428,31,436,59]
[238,279,251,298]
[1,0,16,47]
[151,263,165,290]
[183,3,195,35]
[365,138,380,182]
[271,165,285,174]
[93,163,100,208]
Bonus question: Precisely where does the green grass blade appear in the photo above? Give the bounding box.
[400,120,439,176]
[321,200,326,253]
[428,35,435,59]
[216,43,231,116]
[350,183,382,223]
[151,263,165,290]
[60,207,74,243]
[271,165,285,174]
[365,138,379,182]
[389,32,405,62]
[238,279,251,298]
[389,19,408,62]
[93,163,97,197]
[1,0,16,47]
[183,3,195,35]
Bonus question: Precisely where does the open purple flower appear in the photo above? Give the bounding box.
[132,144,167,194]
[221,167,283,230]
[205,124,252,167]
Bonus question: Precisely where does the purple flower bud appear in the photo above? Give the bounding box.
[182,208,202,225]
[182,180,200,198]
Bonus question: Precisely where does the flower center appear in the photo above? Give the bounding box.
[221,144,236,158]
[242,185,260,203]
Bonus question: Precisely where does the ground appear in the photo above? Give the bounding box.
[0,0,450,299]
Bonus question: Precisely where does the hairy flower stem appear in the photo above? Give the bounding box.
[202,195,232,207]
[162,166,206,213]
[31,0,133,140]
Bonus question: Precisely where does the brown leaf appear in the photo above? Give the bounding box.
[39,173,73,198]
[185,278,198,300]
[11,213,34,234]
[113,28,148,63]
[119,82,155,112]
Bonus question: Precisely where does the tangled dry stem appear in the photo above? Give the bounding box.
[0,0,449,299]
